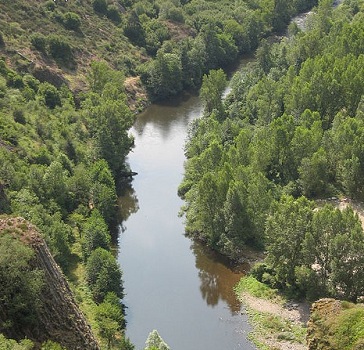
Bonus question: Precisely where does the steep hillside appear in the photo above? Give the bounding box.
[307,299,364,350]
[0,216,100,349]
[0,0,143,92]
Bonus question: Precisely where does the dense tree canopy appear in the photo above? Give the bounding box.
[179,0,364,300]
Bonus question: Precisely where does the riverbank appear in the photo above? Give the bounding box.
[236,276,310,350]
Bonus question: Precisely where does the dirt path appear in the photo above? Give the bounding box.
[240,292,310,350]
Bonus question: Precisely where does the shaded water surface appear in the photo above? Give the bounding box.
[118,75,255,350]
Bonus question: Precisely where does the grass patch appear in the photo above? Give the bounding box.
[330,304,364,350]
[235,275,279,300]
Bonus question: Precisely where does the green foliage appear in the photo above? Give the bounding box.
[93,0,108,14]
[235,275,278,300]
[62,12,81,31]
[140,51,183,100]
[40,340,65,350]
[145,330,170,350]
[47,34,73,61]
[82,209,111,260]
[200,69,227,116]
[0,32,4,47]
[107,5,122,24]
[86,248,123,303]
[331,305,364,350]
[0,334,33,349]
[38,83,61,109]
[180,1,364,303]
[124,11,146,47]
[0,233,44,332]
[30,33,47,52]
[96,292,125,348]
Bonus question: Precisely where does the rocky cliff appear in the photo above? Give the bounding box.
[0,217,100,350]
[307,298,364,350]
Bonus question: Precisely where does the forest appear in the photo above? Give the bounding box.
[179,0,364,303]
[0,0,363,349]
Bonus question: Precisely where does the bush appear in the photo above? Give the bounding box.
[38,82,61,109]
[107,5,121,24]
[6,71,24,88]
[93,0,108,14]
[13,108,26,124]
[48,35,72,60]
[30,33,47,52]
[167,7,185,23]
[44,0,56,11]
[62,12,81,31]
[23,74,40,92]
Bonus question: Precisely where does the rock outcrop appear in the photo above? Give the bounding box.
[0,217,100,350]
[307,298,364,350]
[306,298,342,350]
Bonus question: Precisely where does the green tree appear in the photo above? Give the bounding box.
[330,207,364,301]
[124,11,146,47]
[93,0,107,14]
[47,35,72,61]
[96,292,125,348]
[200,69,227,116]
[298,147,330,197]
[302,204,341,295]
[86,248,123,303]
[0,233,44,332]
[91,95,134,176]
[145,330,170,350]
[265,195,313,287]
[82,209,111,260]
[141,51,183,100]
[0,334,33,349]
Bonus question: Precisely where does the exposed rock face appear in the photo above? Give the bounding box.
[0,217,100,350]
[306,298,342,350]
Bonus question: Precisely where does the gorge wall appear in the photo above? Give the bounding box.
[0,217,100,350]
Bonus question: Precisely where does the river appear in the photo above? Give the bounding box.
[117,58,255,350]
[117,1,345,347]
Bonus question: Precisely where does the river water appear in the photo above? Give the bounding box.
[118,59,255,350]
[117,1,345,347]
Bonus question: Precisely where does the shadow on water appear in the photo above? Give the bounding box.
[192,241,250,314]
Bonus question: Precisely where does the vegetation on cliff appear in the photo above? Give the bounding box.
[307,298,364,350]
[0,217,100,350]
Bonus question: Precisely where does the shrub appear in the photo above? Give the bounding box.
[167,7,185,23]
[30,33,47,52]
[93,0,108,14]
[107,5,121,24]
[38,82,61,109]
[6,71,24,88]
[48,34,72,60]
[23,74,40,92]
[13,108,26,124]
[44,0,56,11]
[62,12,81,31]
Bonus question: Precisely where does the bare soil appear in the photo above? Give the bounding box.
[241,292,310,350]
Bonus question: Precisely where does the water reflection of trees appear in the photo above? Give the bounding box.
[192,241,246,314]
[133,93,201,141]
[117,183,139,230]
